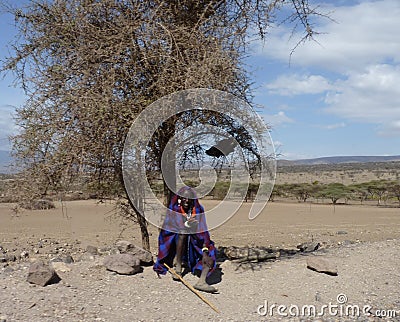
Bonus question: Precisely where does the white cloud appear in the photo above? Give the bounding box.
[264,64,400,134]
[377,120,400,137]
[318,122,346,130]
[264,111,294,126]
[257,1,400,135]
[324,64,400,126]
[265,74,333,96]
[257,0,400,72]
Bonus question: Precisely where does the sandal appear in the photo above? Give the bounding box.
[194,282,218,293]
[172,266,182,281]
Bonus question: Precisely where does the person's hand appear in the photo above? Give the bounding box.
[184,217,198,229]
[187,217,198,225]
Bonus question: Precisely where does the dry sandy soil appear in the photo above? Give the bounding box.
[0,200,399,321]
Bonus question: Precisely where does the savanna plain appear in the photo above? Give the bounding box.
[0,162,399,321]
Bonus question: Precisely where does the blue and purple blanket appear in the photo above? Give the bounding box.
[153,187,217,275]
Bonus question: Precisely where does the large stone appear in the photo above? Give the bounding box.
[306,257,338,276]
[27,261,61,286]
[297,242,320,253]
[115,241,153,265]
[103,254,142,275]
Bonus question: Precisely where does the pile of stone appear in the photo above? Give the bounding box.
[219,241,320,263]
[13,239,154,287]
[103,240,153,275]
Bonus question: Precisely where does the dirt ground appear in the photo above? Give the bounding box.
[0,200,399,321]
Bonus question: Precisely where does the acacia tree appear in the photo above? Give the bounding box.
[317,183,350,213]
[387,181,400,207]
[349,183,369,204]
[366,180,389,206]
[1,0,323,250]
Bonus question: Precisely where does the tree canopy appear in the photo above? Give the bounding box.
[1,0,324,249]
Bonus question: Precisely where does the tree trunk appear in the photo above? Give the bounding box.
[126,189,150,251]
[137,209,150,251]
[159,119,177,206]
[119,146,151,251]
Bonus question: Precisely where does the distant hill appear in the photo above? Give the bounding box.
[1,151,400,173]
[278,155,400,166]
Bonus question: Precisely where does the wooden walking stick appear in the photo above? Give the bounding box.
[164,263,220,313]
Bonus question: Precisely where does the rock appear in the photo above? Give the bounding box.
[3,266,14,274]
[27,261,61,286]
[52,255,65,262]
[115,241,153,265]
[306,257,338,276]
[103,254,142,275]
[20,250,29,260]
[51,254,74,264]
[98,246,113,255]
[223,246,279,262]
[297,242,320,253]
[0,314,7,322]
[86,245,98,255]
[79,253,95,262]
[278,248,299,257]
[367,307,388,317]
[63,254,74,263]
[52,262,71,273]
[115,240,132,253]
[341,240,354,246]
[5,254,16,262]
[219,260,235,271]
[337,230,348,235]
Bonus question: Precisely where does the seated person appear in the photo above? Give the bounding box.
[153,186,217,293]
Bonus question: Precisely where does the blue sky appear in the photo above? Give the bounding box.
[1,0,399,159]
[248,0,400,159]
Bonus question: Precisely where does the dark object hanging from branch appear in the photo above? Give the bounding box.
[205,138,237,158]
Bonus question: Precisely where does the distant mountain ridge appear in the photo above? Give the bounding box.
[1,150,400,173]
[278,155,400,166]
